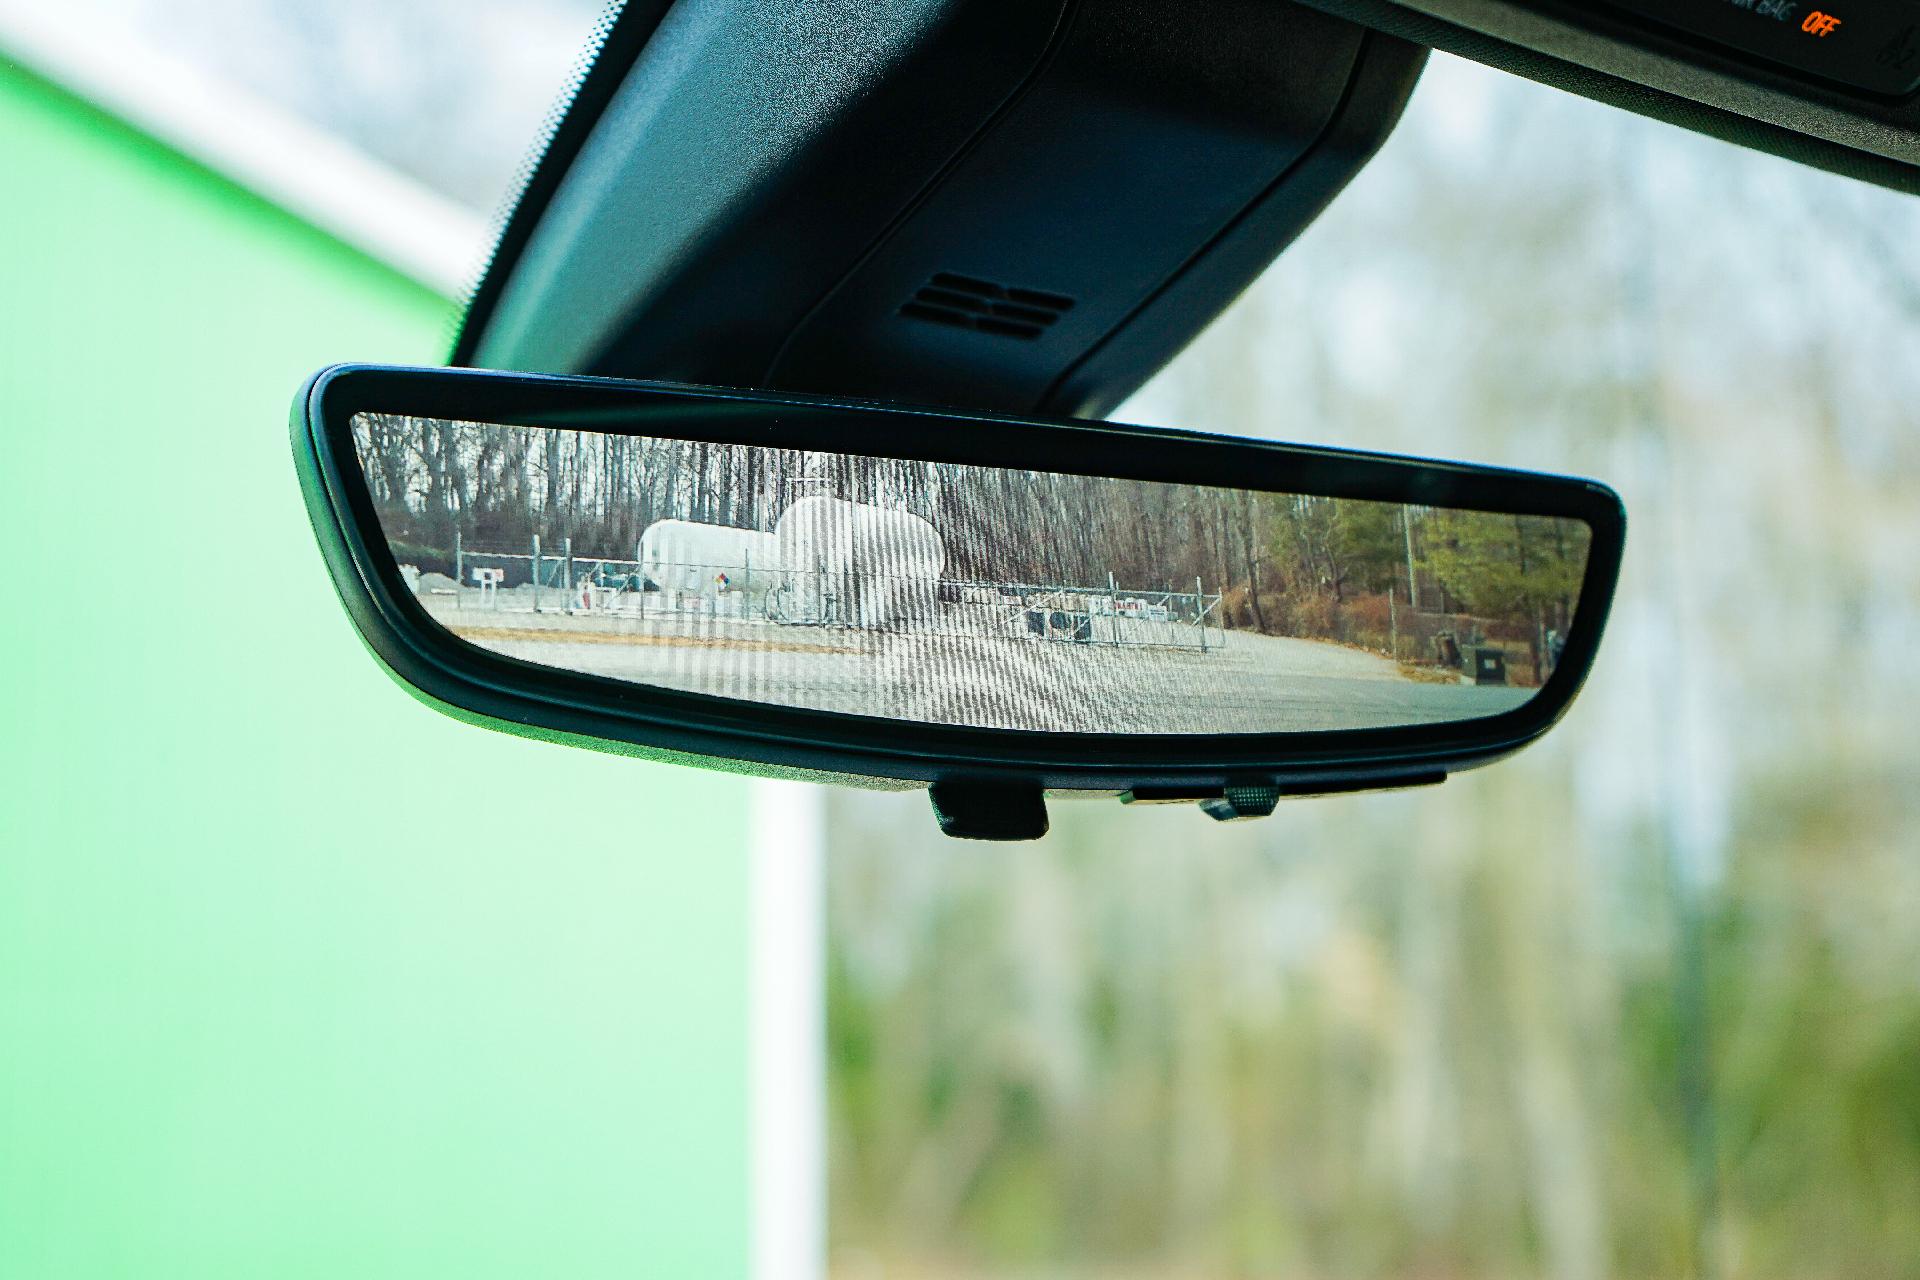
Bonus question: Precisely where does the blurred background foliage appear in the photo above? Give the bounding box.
[827,53,1920,1280]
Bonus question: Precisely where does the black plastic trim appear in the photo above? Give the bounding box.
[450,0,674,368]
[1040,26,1424,417]
[449,0,1426,424]
[1301,0,1920,193]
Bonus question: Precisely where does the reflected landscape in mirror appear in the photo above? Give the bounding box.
[351,414,1591,734]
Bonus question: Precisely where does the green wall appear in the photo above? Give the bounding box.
[0,58,749,1278]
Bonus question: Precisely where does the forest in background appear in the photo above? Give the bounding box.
[355,417,1586,679]
[825,52,1920,1280]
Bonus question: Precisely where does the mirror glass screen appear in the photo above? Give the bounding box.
[351,414,1591,735]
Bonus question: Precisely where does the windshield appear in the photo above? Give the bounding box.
[23,0,603,212]
[10,4,1918,1274]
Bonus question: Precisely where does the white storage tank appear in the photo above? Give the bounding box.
[639,519,781,604]
[772,496,945,626]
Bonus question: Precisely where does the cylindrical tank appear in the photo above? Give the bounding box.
[772,496,945,626]
[639,519,781,601]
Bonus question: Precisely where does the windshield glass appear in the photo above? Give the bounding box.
[19,0,603,213]
[15,4,1916,1272]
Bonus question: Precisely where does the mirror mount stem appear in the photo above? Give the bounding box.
[929,780,1050,842]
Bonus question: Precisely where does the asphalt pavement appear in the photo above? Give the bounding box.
[431,600,1533,734]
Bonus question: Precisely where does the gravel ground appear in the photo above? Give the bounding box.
[424,597,1532,734]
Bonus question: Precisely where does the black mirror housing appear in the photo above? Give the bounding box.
[293,364,1624,836]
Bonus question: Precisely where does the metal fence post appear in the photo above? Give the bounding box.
[1403,504,1420,612]
[532,532,542,612]
[563,536,574,612]
[454,529,463,589]
[1390,580,1399,661]
[1195,576,1207,651]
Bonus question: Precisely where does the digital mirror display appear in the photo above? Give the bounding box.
[351,413,1592,735]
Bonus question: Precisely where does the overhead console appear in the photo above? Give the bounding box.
[454,0,1920,418]
[1299,0,1920,190]
[455,0,1427,417]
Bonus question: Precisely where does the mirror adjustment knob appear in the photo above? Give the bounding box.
[929,780,1049,841]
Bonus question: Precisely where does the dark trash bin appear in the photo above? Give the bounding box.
[1045,609,1093,642]
[1469,647,1507,685]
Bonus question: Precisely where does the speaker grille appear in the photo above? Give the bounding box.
[899,272,1074,340]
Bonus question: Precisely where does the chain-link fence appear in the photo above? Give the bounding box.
[423,538,1223,651]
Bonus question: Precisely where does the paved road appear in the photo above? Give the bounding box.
[432,604,1532,734]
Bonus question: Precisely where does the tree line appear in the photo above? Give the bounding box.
[355,414,1588,663]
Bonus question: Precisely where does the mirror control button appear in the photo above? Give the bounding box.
[1607,0,1920,96]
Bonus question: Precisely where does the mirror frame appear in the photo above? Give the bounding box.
[293,363,1625,795]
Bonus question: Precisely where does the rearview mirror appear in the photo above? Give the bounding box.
[293,365,1623,838]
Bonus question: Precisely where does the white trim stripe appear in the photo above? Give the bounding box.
[0,4,487,297]
[749,779,827,1280]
